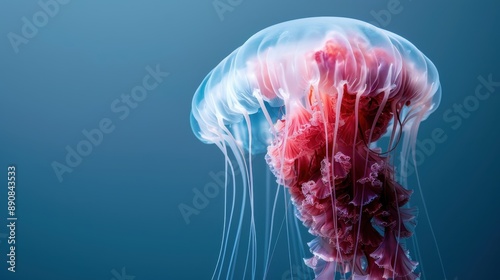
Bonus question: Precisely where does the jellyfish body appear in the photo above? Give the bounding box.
[191,17,440,279]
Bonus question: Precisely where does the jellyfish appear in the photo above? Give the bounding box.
[190,17,443,279]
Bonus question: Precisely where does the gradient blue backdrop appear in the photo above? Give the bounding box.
[0,0,499,279]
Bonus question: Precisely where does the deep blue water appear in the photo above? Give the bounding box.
[0,0,499,279]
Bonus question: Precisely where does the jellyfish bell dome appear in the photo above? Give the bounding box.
[190,17,441,155]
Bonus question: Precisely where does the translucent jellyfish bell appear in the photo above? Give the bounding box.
[190,17,443,280]
[191,17,440,154]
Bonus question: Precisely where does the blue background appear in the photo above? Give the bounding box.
[0,0,499,279]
